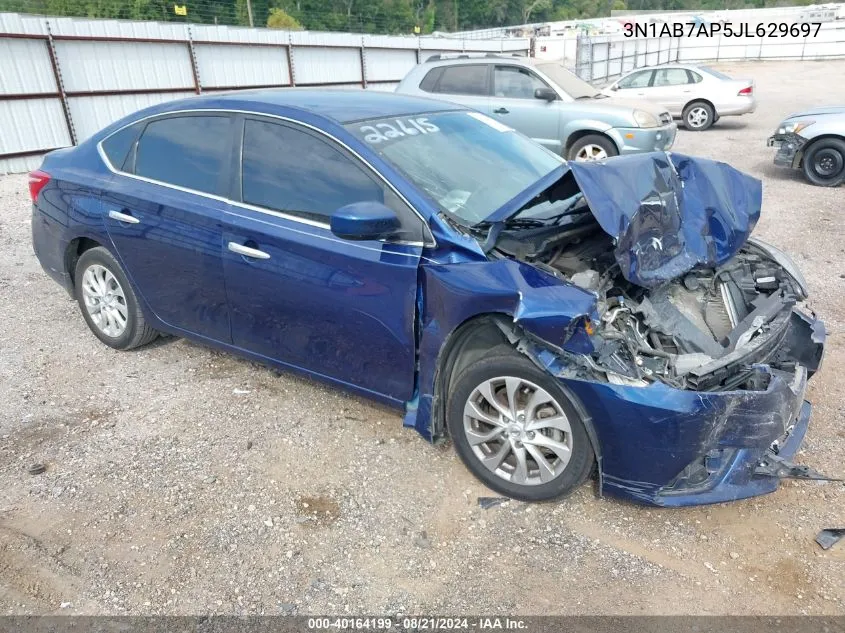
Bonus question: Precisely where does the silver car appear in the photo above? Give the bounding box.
[603,64,756,131]
[767,106,845,187]
[396,55,676,161]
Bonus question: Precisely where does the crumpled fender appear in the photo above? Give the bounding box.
[567,152,762,288]
[405,258,599,440]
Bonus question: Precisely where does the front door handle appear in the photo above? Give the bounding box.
[108,210,140,224]
[228,241,270,260]
[493,107,509,114]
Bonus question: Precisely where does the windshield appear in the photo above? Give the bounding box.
[534,62,599,99]
[346,111,563,225]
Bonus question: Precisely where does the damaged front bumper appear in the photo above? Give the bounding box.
[536,308,826,507]
[768,132,808,169]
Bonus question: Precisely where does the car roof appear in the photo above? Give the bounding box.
[127,89,463,126]
[420,54,534,68]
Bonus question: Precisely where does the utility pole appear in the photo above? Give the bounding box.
[246,0,255,27]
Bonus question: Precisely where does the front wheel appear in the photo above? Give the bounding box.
[74,246,159,350]
[802,137,845,187]
[567,134,618,162]
[447,351,595,502]
[682,101,715,131]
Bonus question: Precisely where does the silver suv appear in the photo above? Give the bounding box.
[396,55,677,161]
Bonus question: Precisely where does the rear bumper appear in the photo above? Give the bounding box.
[768,132,807,169]
[612,122,677,155]
[32,203,73,294]
[717,96,757,116]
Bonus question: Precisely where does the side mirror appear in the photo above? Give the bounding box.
[534,87,557,101]
[330,201,401,241]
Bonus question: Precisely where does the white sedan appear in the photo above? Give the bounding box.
[603,64,756,131]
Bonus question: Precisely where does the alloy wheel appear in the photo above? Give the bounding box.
[81,264,129,338]
[463,376,573,486]
[575,144,608,161]
[687,106,710,129]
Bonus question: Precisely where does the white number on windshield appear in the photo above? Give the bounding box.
[360,118,439,144]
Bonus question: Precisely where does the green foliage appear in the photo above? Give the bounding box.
[267,5,302,27]
[0,0,818,33]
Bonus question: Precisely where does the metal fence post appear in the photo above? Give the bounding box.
[187,25,202,94]
[45,19,77,146]
[287,32,296,87]
[360,36,368,88]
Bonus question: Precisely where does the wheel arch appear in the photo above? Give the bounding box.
[563,128,618,157]
[795,133,845,169]
[64,236,105,291]
[427,312,603,489]
[683,98,716,117]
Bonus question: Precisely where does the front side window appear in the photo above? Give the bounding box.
[618,70,653,89]
[431,65,489,96]
[494,66,551,99]
[134,116,232,195]
[653,68,692,87]
[241,119,385,225]
[346,111,562,225]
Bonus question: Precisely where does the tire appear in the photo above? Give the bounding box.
[74,246,158,350]
[447,351,595,502]
[682,101,715,131]
[802,137,845,187]
[567,134,618,162]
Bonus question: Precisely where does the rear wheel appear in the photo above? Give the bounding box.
[447,351,595,502]
[802,137,845,187]
[682,101,715,131]
[74,247,158,350]
[567,134,618,162]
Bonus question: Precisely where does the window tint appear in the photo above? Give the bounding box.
[433,65,488,96]
[494,66,550,99]
[241,119,385,224]
[653,68,691,87]
[101,122,141,171]
[618,70,653,89]
[134,116,232,195]
[419,67,444,92]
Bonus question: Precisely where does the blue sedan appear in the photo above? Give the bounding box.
[30,90,825,506]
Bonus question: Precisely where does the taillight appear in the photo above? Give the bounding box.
[738,86,753,96]
[28,170,51,203]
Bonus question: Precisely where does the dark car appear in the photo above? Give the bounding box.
[30,90,826,507]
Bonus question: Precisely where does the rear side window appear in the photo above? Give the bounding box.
[241,119,384,224]
[653,68,691,87]
[101,122,141,171]
[134,116,232,195]
[430,65,489,96]
[688,70,703,83]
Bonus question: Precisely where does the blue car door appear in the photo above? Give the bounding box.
[221,116,427,402]
[101,113,235,342]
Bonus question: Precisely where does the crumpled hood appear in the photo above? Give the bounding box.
[487,152,762,289]
[568,152,762,288]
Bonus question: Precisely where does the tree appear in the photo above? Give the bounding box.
[521,0,550,22]
[267,6,302,28]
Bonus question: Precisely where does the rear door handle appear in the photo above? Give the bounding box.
[228,241,271,260]
[108,210,140,224]
[493,107,509,114]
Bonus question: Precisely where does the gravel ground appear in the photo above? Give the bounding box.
[1,60,844,616]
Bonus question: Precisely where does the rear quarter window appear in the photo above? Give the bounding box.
[430,65,489,96]
[101,122,142,171]
[419,67,444,92]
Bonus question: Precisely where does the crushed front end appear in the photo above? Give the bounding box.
[489,152,827,506]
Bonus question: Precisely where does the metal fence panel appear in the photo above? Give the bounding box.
[55,40,194,92]
[68,92,196,141]
[365,48,417,82]
[195,44,290,88]
[292,46,362,85]
[0,98,71,154]
[0,38,56,95]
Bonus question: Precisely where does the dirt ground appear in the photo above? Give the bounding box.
[1,60,844,616]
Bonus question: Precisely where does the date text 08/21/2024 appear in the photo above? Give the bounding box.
[624,22,822,38]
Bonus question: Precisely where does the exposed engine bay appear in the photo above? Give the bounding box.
[492,189,813,392]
